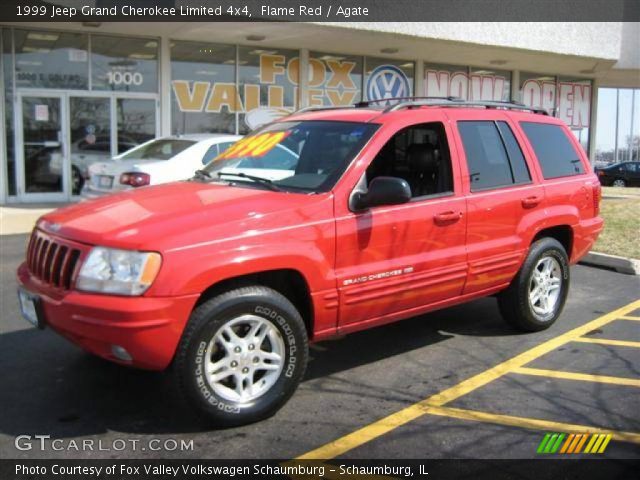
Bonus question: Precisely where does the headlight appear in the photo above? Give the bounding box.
[77,247,162,296]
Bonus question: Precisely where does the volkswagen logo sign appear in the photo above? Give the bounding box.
[366,65,411,105]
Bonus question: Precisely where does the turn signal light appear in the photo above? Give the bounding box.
[120,172,150,187]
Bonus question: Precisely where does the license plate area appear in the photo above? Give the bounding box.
[96,175,113,189]
[18,288,45,329]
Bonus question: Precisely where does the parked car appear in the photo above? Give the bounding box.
[81,134,241,198]
[18,98,603,427]
[70,135,139,194]
[595,161,640,187]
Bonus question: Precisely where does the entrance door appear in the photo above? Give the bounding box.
[18,94,68,202]
[69,96,111,195]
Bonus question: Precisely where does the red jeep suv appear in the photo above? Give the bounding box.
[17,98,603,426]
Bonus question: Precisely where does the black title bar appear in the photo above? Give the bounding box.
[0,0,639,22]
[3,459,640,480]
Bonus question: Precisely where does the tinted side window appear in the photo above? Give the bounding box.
[497,122,531,184]
[458,122,513,191]
[366,122,453,198]
[520,122,584,179]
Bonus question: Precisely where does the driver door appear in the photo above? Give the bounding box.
[335,119,468,331]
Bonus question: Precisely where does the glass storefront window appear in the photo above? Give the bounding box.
[92,35,158,92]
[596,88,640,166]
[238,46,299,134]
[170,41,236,135]
[520,72,558,114]
[69,97,111,193]
[423,63,510,101]
[309,52,363,107]
[3,28,16,195]
[14,29,88,90]
[469,66,511,101]
[364,57,414,104]
[116,98,156,154]
[558,75,591,152]
[424,63,468,99]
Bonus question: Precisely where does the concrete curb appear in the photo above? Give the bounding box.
[579,251,640,275]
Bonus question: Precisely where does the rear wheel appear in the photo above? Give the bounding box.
[498,237,570,332]
[172,286,308,426]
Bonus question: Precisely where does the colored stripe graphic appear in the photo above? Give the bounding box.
[560,434,575,453]
[537,433,552,453]
[539,433,612,454]
[574,433,589,453]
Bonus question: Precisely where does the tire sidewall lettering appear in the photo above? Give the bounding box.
[193,341,240,413]
[254,305,297,378]
[190,302,300,416]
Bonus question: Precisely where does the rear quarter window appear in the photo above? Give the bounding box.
[520,122,584,179]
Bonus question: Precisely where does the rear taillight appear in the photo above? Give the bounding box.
[592,183,601,216]
[120,172,150,187]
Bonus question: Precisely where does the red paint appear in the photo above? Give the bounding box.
[17,106,603,370]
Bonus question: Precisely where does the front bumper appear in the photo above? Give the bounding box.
[17,262,199,370]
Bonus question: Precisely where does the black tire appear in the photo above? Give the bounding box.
[498,237,570,332]
[612,178,626,188]
[172,286,308,427]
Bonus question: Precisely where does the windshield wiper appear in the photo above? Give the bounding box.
[193,169,212,180]
[217,172,283,192]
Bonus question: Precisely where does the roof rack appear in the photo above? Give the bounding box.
[382,98,548,115]
[292,97,547,116]
[294,105,357,114]
[355,96,463,107]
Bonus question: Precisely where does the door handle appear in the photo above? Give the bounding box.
[521,196,541,208]
[434,210,462,225]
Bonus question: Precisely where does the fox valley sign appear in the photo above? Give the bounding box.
[172,56,591,130]
[172,54,359,118]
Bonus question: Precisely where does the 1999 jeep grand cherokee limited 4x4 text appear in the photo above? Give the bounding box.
[17,98,603,426]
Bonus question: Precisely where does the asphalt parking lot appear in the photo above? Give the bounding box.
[1,232,639,460]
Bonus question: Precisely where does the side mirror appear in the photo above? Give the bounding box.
[352,176,412,211]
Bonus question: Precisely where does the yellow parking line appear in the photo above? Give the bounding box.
[297,299,640,460]
[573,337,640,349]
[424,405,640,445]
[512,366,640,387]
[619,315,640,321]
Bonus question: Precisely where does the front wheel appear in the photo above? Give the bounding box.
[172,286,308,427]
[498,237,570,332]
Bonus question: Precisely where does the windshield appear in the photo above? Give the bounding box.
[118,139,196,161]
[202,121,378,192]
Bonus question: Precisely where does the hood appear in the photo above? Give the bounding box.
[38,181,330,250]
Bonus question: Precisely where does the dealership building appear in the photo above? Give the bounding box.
[0,21,638,203]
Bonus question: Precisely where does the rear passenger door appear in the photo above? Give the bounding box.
[448,111,544,295]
